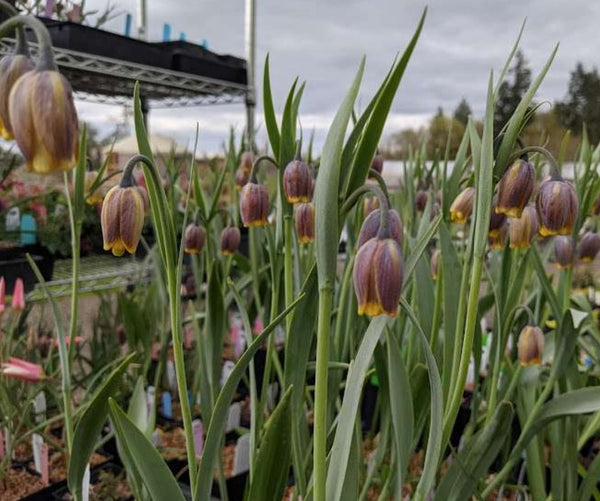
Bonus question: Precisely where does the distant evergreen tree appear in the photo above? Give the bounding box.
[453,98,472,126]
[555,63,600,144]
[494,50,532,135]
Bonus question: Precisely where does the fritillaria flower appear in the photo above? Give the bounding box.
[450,187,475,224]
[9,69,78,174]
[0,53,34,139]
[430,249,440,279]
[508,206,538,249]
[353,235,404,317]
[369,153,384,177]
[415,190,428,212]
[578,232,600,263]
[101,178,146,256]
[221,226,241,255]
[536,177,578,237]
[357,208,403,248]
[554,236,574,269]
[294,202,315,244]
[184,224,207,254]
[495,159,535,218]
[283,158,313,204]
[240,182,269,227]
[363,196,379,217]
[517,326,544,366]
[1,357,45,382]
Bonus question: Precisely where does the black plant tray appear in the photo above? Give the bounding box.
[156,40,247,84]
[35,18,173,69]
[0,246,54,293]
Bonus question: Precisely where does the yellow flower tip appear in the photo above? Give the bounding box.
[298,236,314,244]
[244,219,268,228]
[184,247,200,255]
[539,225,556,237]
[580,256,594,263]
[497,206,522,218]
[221,250,235,256]
[545,319,557,329]
[450,211,466,224]
[358,301,397,317]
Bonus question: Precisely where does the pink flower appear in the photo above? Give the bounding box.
[252,316,264,335]
[11,278,25,311]
[53,336,84,347]
[0,277,5,315]
[1,357,45,382]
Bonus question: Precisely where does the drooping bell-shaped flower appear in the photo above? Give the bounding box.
[221,226,241,255]
[283,158,313,204]
[0,53,34,139]
[450,187,475,224]
[495,158,535,218]
[240,181,269,227]
[184,224,207,254]
[357,208,403,248]
[517,326,544,366]
[536,177,578,237]
[508,206,538,249]
[294,202,315,244]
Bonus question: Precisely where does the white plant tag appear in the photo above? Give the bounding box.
[33,391,47,424]
[32,433,44,474]
[226,402,241,433]
[146,385,156,419]
[233,433,250,475]
[166,361,177,392]
[82,464,90,501]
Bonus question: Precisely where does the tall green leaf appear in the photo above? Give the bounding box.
[247,388,293,501]
[68,354,136,498]
[195,293,305,500]
[109,399,185,501]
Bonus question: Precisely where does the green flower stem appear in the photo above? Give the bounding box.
[284,215,294,335]
[482,368,556,497]
[0,15,56,70]
[0,1,29,56]
[314,287,333,501]
[515,146,561,179]
[122,155,197,493]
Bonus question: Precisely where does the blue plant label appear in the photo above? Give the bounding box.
[162,392,173,419]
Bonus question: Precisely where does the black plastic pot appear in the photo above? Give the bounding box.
[0,245,54,293]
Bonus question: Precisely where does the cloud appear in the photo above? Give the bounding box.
[75,0,600,153]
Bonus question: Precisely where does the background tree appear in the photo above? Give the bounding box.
[427,108,464,159]
[453,98,472,126]
[494,50,532,135]
[555,63,600,144]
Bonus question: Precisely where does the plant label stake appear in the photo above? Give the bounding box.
[221,361,235,387]
[33,391,47,423]
[166,360,177,392]
[266,382,279,412]
[40,443,49,486]
[146,385,155,419]
[192,419,204,458]
[32,433,44,475]
[233,433,251,475]
[151,429,162,447]
[82,464,90,501]
[5,207,20,232]
[162,391,173,419]
[225,402,241,433]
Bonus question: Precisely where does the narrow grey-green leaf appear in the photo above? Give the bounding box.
[109,399,185,501]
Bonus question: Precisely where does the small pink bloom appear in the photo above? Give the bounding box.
[0,277,5,315]
[1,357,45,382]
[252,317,264,335]
[54,336,84,347]
[11,278,25,311]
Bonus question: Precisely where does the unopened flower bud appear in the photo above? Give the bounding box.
[488,222,508,250]
[369,154,384,177]
[240,182,269,227]
[101,180,145,256]
[294,202,315,244]
[517,325,544,366]
[509,206,538,249]
[578,231,600,263]
[9,69,78,173]
[489,199,507,238]
[554,236,574,269]
[221,226,241,255]
[353,237,404,317]
[240,151,253,171]
[415,190,428,212]
[363,196,380,217]
[184,224,206,254]
[283,159,313,204]
[358,208,403,248]
[11,277,25,311]
[0,54,34,139]
[536,178,578,237]
[495,159,535,218]
[450,187,475,224]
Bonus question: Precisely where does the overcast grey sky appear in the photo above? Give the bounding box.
[77,0,600,155]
